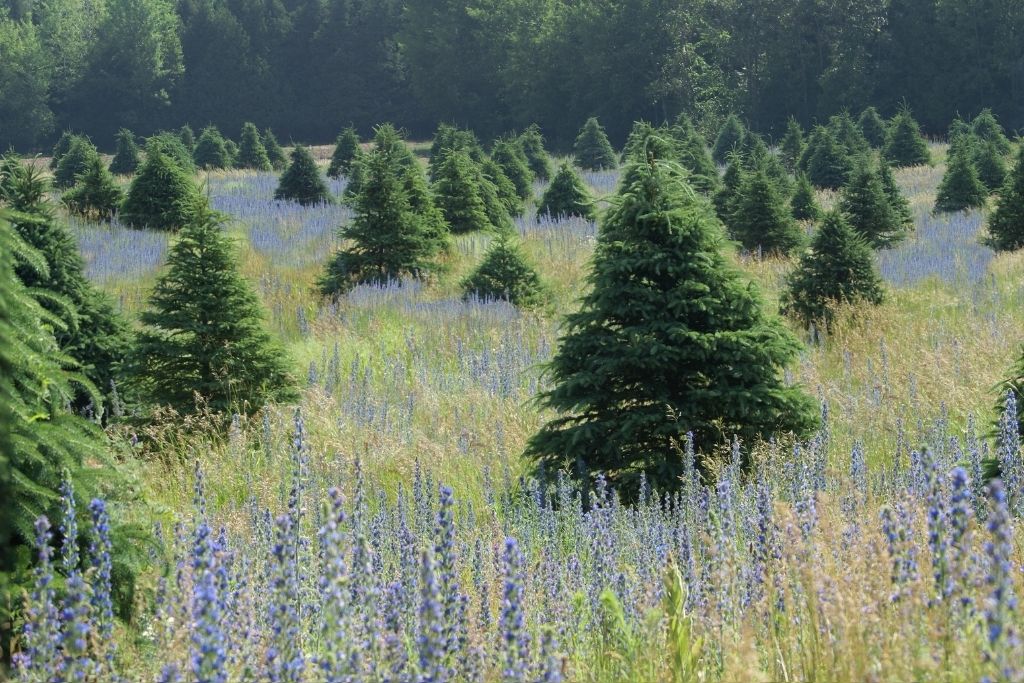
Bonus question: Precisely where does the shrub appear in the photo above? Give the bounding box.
[274,145,332,205]
[62,155,124,221]
[573,117,617,171]
[461,233,547,308]
[108,128,140,175]
[236,122,272,171]
[536,163,595,220]
[327,127,360,179]
[121,145,204,231]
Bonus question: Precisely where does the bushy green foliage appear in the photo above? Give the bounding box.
[858,107,887,148]
[971,108,1011,156]
[178,124,195,151]
[193,125,231,170]
[121,145,204,231]
[274,145,332,205]
[461,233,547,308]
[782,210,884,328]
[224,139,239,167]
[429,123,484,179]
[988,146,1024,251]
[327,127,360,179]
[263,128,286,170]
[236,122,271,171]
[319,145,448,295]
[54,135,99,188]
[805,127,852,189]
[730,169,804,255]
[481,157,522,217]
[518,124,552,181]
[525,156,818,495]
[828,112,870,156]
[973,140,1009,192]
[536,163,595,220]
[791,173,821,221]
[473,160,514,231]
[432,150,494,234]
[491,137,533,200]
[132,206,297,415]
[62,155,124,220]
[839,159,907,247]
[884,109,931,167]
[935,147,987,213]
[878,160,913,227]
[713,153,745,224]
[146,131,196,173]
[109,128,140,175]
[780,117,805,171]
[573,117,617,171]
[49,130,76,170]
[745,136,792,194]
[712,114,746,165]
[671,115,719,194]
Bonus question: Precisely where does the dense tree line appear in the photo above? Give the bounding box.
[3,0,1024,150]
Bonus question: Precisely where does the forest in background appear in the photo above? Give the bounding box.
[2,0,1023,151]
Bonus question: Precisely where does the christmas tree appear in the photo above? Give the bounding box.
[857,106,888,148]
[536,163,596,221]
[518,124,552,181]
[839,159,907,247]
[791,173,821,221]
[274,145,332,205]
[780,117,805,171]
[730,168,805,255]
[884,108,932,167]
[461,233,547,308]
[193,126,232,170]
[935,146,987,213]
[327,127,360,179]
[236,122,272,171]
[712,114,746,165]
[62,155,124,221]
[54,136,100,189]
[121,144,204,231]
[109,128,140,175]
[805,127,852,189]
[432,150,493,234]
[491,137,534,200]
[263,128,287,170]
[988,146,1024,251]
[572,117,617,171]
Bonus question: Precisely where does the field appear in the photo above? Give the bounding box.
[44,143,1024,681]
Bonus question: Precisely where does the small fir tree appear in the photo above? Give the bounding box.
[806,128,852,189]
[429,124,484,179]
[791,173,821,221]
[712,114,746,165]
[858,107,888,148]
[147,131,196,172]
[319,146,447,295]
[224,139,240,167]
[713,153,745,224]
[236,122,272,171]
[474,162,514,231]
[839,160,906,248]
[518,124,552,181]
[828,112,870,156]
[402,162,451,257]
[263,128,287,170]
[935,147,987,213]
[121,145,205,231]
[884,109,932,167]
[730,169,805,255]
[132,206,297,415]
[974,140,1008,193]
[327,127,360,179]
[573,117,617,171]
[178,124,196,151]
[49,130,75,170]
[481,157,522,217]
[536,163,596,220]
[971,109,1011,156]
[54,136,100,189]
[461,233,547,308]
[62,155,124,220]
[782,210,884,329]
[432,150,493,234]
[780,118,805,171]
[109,128,140,175]
[671,115,719,194]
[525,155,818,495]
[746,136,792,194]
[988,146,1024,251]
[275,145,332,205]
[491,137,534,200]
[193,126,231,170]
[878,160,913,227]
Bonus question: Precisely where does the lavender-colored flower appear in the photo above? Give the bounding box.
[417,549,446,682]
[88,499,116,673]
[983,480,1017,676]
[190,520,227,683]
[500,538,528,683]
[15,517,61,680]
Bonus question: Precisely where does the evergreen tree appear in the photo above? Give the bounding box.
[461,233,547,308]
[342,152,366,203]
[147,131,196,173]
[49,130,75,170]
[491,137,534,201]
[572,117,617,171]
[782,210,884,329]
[319,144,447,295]
[481,157,522,217]
[525,156,818,495]
[432,150,493,234]
[935,146,987,212]
[974,140,1009,193]
[402,162,451,258]
[971,108,1011,156]
[712,114,746,165]
[237,122,272,171]
[121,145,204,231]
[109,128,141,175]
[518,124,552,181]
[791,173,821,221]
[178,124,195,152]
[274,145,332,205]
[780,117,805,171]
[8,167,132,415]
[536,163,596,220]
[671,115,719,194]
[828,112,870,157]
[884,109,932,167]
[428,123,484,180]
[713,153,745,224]
[0,152,21,201]
[806,128,852,189]
[132,206,298,415]
[473,160,514,232]
[224,139,240,168]
[988,146,1024,251]
[327,127,360,179]
[879,160,913,227]
[839,160,907,248]
[62,155,124,220]
[858,106,888,148]
[54,136,99,189]
[263,128,287,170]
[746,136,792,194]
[193,126,231,170]
[730,169,804,255]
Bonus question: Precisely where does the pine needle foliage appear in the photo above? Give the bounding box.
[839,159,907,248]
[54,136,100,189]
[109,128,140,175]
[712,114,746,165]
[236,122,272,171]
[274,145,332,205]
[121,145,204,231]
[193,126,232,170]
[263,128,287,170]
[518,124,552,181]
[432,150,494,234]
[730,168,804,255]
[857,106,888,148]
[883,108,931,167]
[573,117,617,171]
[491,137,534,201]
[62,155,124,220]
[935,146,987,213]
[536,163,595,220]
[327,127,360,179]
[988,146,1024,252]
[461,232,547,309]
[791,173,821,221]
[525,154,818,496]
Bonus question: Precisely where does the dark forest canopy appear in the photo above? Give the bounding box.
[2,0,1023,151]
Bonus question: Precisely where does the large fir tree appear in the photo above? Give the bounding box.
[432,150,493,234]
[147,131,196,173]
[481,157,522,217]
[879,160,913,227]
[805,127,852,189]
[275,145,332,205]
[857,107,888,148]
[121,145,204,231]
[62,155,124,220]
[839,160,907,248]
[518,124,552,181]
[491,138,534,201]
[461,232,547,308]
[791,173,821,222]
[327,127,360,179]
[671,115,719,194]
[935,146,987,213]
[780,117,805,171]
[712,114,746,165]
[883,109,932,167]
[319,145,447,295]
[525,155,819,495]
[730,169,804,255]
[193,126,232,170]
[988,146,1024,251]
[572,117,617,171]
[132,206,297,415]
[782,210,884,329]
[713,153,745,224]
[971,109,1011,156]
[536,163,596,220]
[54,136,100,189]
[109,128,141,175]
[973,140,1009,193]
[263,128,287,170]
[237,122,272,171]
